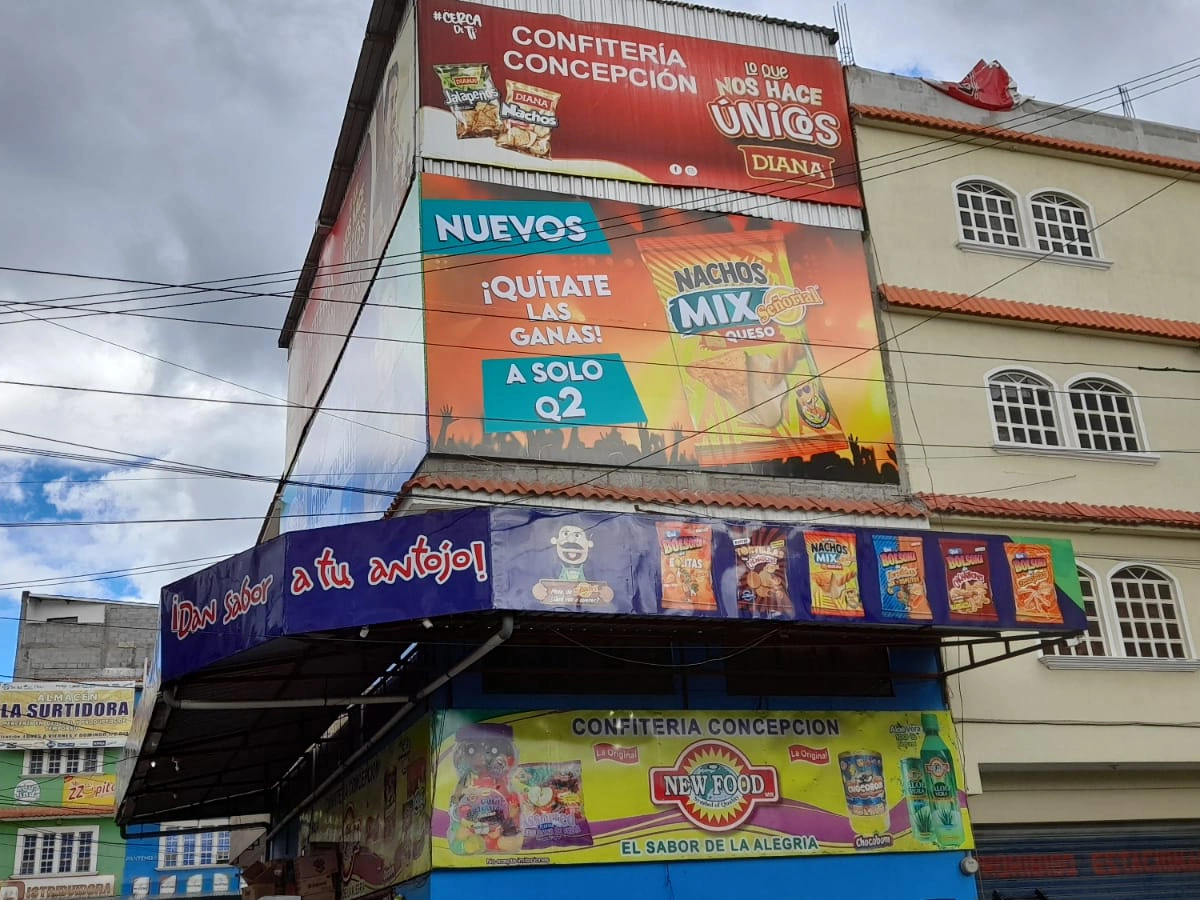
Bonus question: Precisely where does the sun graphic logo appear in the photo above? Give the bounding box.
[649,740,780,831]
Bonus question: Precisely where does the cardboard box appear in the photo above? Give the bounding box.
[297,876,336,899]
[294,849,340,881]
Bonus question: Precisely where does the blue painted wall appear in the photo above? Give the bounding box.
[123,825,240,898]
[426,854,976,900]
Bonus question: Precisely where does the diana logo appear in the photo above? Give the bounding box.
[649,740,779,831]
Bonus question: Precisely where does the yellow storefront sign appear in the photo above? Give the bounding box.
[0,683,134,747]
[62,775,116,811]
[431,709,973,868]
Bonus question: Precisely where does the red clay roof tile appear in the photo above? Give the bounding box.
[919,493,1200,530]
[880,284,1200,343]
[402,474,925,519]
[852,104,1200,177]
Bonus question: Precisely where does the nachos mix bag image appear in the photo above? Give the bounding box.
[636,231,848,467]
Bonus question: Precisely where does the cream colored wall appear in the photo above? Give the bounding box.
[856,125,1200,322]
[880,311,1200,510]
[935,524,1200,819]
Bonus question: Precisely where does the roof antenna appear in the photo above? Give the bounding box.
[833,2,856,67]
[1117,83,1137,119]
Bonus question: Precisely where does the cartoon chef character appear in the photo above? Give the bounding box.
[552,524,593,582]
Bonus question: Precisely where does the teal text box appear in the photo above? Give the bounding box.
[481,355,646,433]
[421,199,611,256]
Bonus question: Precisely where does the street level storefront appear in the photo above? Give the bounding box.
[115,507,1085,900]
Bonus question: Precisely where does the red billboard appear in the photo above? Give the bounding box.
[417,0,860,207]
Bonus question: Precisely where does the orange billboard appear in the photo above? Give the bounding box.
[422,174,896,482]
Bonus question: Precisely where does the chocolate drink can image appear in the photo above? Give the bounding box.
[837,750,889,837]
[635,231,848,468]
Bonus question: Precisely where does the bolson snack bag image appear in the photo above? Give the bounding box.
[636,231,848,467]
[433,63,502,138]
[656,522,717,612]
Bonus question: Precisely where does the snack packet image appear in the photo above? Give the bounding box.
[1005,542,1063,624]
[511,761,593,850]
[497,80,561,158]
[433,63,502,138]
[732,524,793,619]
[805,530,863,618]
[636,232,848,467]
[940,539,999,622]
[657,522,717,611]
[873,534,932,621]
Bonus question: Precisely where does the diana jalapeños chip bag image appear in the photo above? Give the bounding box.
[636,231,848,467]
[433,63,502,138]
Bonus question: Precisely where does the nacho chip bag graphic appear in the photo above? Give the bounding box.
[497,80,561,158]
[1004,542,1063,624]
[805,531,862,618]
[636,232,847,467]
[433,64,502,138]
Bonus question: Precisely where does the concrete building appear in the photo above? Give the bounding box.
[16,594,158,684]
[0,596,240,900]
[117,5,1092,900]
[849,63,1200,896]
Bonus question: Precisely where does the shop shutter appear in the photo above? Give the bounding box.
[975,822,1200,899]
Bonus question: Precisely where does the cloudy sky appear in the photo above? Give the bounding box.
[0,0,1198,674]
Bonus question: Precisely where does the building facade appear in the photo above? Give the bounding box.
[114,4,1101,900]
[1,597,240,900]
[849,64,1200,896]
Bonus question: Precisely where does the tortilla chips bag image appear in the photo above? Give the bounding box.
[636,231,848,467]
[1004,542,1063,624]
[656,522,717,611]
[497,80,560,158]
[433,63,502,138]
[805,531,862,618]
[732,524,793,619]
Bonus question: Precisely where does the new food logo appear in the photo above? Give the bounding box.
[649,740,779,831]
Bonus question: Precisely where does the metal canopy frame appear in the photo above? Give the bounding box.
[117,610,1078,828]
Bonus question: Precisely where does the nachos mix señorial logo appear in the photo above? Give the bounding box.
[649,740,779,831]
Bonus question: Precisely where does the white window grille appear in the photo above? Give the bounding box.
[988,370,1061,447]
[1030,191,1095,258]
[957,181,1022,247]
[160,829,232,869]
[1068,378,1143,453]
[24,748,103,776]
[13,828,99,876]
[1110,566,1188,659]
[1044,569,1107,657]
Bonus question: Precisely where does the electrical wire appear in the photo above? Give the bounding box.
[4,55,1199,323]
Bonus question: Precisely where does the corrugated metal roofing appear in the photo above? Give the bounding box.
[422,159,865,230]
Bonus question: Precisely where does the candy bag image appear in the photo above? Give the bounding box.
[511,761,593,850]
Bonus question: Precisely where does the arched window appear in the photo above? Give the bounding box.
[186,875,204,895]
[988,370,1061,447]
[213,874,230,895]
[1110,566,1187,659]
[1067,377,1143,452]
[1030,191,1095,258]
[1045,568,1106,656]
[956,180,1022,247]
[160,877,177,896]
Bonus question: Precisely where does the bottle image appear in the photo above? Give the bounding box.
[919,714,965,848]
[899,757,935,844]
[837,750,890,838]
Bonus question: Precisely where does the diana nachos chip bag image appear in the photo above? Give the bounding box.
[497,80,561,158]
